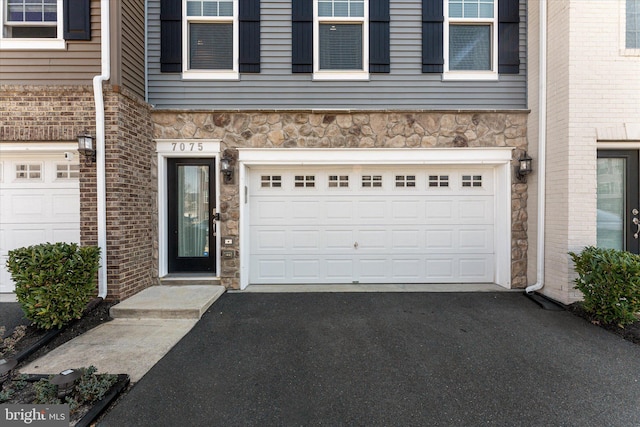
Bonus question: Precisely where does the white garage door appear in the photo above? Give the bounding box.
[0,152,80,293]
[248,166,495,284]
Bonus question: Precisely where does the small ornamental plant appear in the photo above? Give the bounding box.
[6,242,100,330]
[569,246,640,327]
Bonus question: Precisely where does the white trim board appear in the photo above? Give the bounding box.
[238,148,514,290]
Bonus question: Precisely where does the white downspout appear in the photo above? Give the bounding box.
[93,0,110,299]
[526,0,546,294]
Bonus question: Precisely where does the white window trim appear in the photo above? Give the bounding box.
[182,0,239,80]
[0,0,65,50]
[313,0,369,81]
[443,0,498,81]
[620,0,640,56]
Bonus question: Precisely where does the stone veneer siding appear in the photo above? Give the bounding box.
[0,85,156,301]
[153,111,529,289]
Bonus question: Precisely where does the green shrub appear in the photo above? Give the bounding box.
[569,246,640,326]
[6,242,100,330]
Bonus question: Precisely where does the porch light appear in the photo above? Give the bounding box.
[517,151,533,181]
[220,154,234,184]
[77,131,96,162]
[51,369,82,398]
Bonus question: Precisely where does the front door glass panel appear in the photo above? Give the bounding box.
[597,157,626,250]
[177,165,210,257]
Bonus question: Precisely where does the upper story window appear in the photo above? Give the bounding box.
[183,0,239,80]
[0,0,90,50]
[0,0,63,49]
[443,0,498,80]
[313,0,369,80]
[627,0,640,49]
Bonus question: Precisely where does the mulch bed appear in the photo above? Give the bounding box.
[1,299,129,427]
[565,302,640,345]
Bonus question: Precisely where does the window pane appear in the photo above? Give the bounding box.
[319,24,362,70]
[627,0,640,48]
[189,23,234,70]
[187,1,202,16]
[449,0,493,19]
[218,1,233,16]
[449,25,491,70]
[317,0,364,18]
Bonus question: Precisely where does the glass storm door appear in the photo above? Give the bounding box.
[168,158,216,272]
[597,150,639,254]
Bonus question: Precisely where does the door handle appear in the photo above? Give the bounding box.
[633,217,639,239]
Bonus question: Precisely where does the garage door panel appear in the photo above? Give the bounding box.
[52,194,80,215]
[325,259,355,280]
[291,229,321,250]
[324,229,356,251]
[391,259,423,279]
[248,166,496,284]
[253,229,287,251]
[292,260,320,279]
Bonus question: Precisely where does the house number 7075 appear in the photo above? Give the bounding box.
[172,142,204,152]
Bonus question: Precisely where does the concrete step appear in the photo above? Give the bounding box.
[159,274,221,287]
[110,285,225,320]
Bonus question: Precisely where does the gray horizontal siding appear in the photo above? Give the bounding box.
[147,0,527,110]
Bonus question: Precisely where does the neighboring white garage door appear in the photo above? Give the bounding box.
[0,151,80,293]
[248,165,495,284]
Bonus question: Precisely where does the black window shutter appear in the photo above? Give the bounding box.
[422,0,443,73]
[239,0,261,73]
[63,0,91,40]
[292,0,313,73]
[498,0,520,74]
[161,0,182,73]
[369,0,390,73]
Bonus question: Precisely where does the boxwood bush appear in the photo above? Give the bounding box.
[569,246,640,326]
[6,242,100,330]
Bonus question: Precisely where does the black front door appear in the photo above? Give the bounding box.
[168,158,216,272]
[597,150,640,254]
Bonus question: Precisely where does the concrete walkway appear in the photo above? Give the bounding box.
[20,285,225,382]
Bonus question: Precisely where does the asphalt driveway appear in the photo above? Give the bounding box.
[100,292,640,426]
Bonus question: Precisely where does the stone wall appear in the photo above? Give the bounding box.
[153,111,529,289]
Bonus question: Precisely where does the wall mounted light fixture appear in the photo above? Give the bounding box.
[517,151,533,182]
[77,131,96,162]
[220,154,234,184]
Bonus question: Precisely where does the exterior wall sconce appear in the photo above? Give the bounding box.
[77,131,96,162]
[51,368,82,398]
[220,154,234,184]
[517,151,533,182]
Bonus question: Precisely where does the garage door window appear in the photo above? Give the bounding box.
[56,163,79,179]
[428,175,449,187]
[15,163,41,180]
[462,174,483,187]
[294,175,315,187]
[261,175,282,188]
[362,175,382,187]
[329,175,349,188]
[395,175,416,187]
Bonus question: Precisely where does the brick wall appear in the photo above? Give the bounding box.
[1,85,156,301]
[103,88,156,300]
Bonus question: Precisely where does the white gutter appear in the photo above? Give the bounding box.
[526,0,546,294]
[93,0,110,299]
